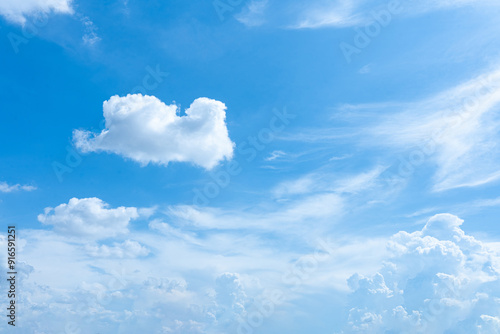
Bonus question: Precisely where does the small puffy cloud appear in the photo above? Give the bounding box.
[80,15,100,45]
[73,94,234,170]
[0,0,73,24]
[85,240,149,258]
[37,197,139,239]
[0,181,36,193]
[343,213,500,333]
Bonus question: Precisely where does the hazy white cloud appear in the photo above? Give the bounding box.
[166,192,343,231]
[37,197,139,239]
[0,0,73,24]
[272,166,385,198]
[73,94,234,170]
[265,150,286,161]
[6,205,500,333]
[244,0,500,30]
[408,0,500,15]
[370,68,500,191]
[80,15,101,45]
[0,181,36,193]
[84,240,149,258]
[344,213,500,333]
[291,0,364,29]
[236,0,269,27]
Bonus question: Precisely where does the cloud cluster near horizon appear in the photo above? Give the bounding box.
[73,94,235,170]
[343,214,500,333]
[4,196,500,333]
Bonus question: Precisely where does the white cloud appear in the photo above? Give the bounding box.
[73,94,234,170]
[37,197,139,239]
[0,0,73,24]
[408,0,500,15]
[291,0,364,29]
[250,0,500,30]
[272,166,385,198]
[370,68,500,191]
[265,150,286,161]
[358,64,371,74]
[7,204,500,333]
[236,0,269,27]
[80,15,101,45]
[84,240,149,258]
[0,181,36,193]
[478,315,500,333]
[166,192,343,231]
[343,213,500,333]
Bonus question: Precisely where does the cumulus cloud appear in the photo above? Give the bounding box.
[37,197,139,239]
[73,94,234,170]
[0,0,73,24]
[0,181,36,193]
[10,207,500,333]
[343,213,500,333]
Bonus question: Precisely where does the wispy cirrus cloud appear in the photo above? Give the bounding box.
[369,67,500,192]
[235,0,500,30]
[293,0,500,29]
[236,0,269,27]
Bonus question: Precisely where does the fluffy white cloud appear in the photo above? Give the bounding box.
[343,213,500,333]
[0,181,36,193]
[73,94,235,170]
[0,0,72,24]
[37,197,139,239]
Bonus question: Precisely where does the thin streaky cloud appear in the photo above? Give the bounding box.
[0,181,37,193]
[369,67,500,192]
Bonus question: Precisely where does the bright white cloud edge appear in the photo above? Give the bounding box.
[73,94,235,170]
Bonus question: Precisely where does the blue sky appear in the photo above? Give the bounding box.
[1,0,500,333]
